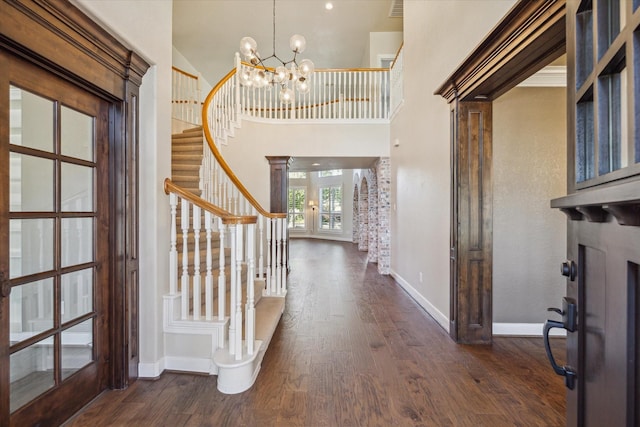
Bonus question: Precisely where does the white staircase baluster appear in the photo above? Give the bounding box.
[276,217,282,294]
[235,224,244,360]
[193,205,201,320]
[228,223,237,355]
[205,211,213,320]
[266,217,272,295]
[258,215,264,280]
[281,217,287,294]
[218,218,226,322]
[181,198,190,320]
[170,193,178,295]
[246,223,256,355]
[271,219,277,294]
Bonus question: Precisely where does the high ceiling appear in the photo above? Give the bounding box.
[173,0,403,172]
[173,0,403,86]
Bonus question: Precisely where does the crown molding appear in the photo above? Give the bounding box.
[435,0,566,103]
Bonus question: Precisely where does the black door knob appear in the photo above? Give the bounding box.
[561,260,577,281]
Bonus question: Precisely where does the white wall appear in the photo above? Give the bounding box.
[71,0,173,377]
[220,120,389,209]
[493,87,567,327]
[389,0,516,330]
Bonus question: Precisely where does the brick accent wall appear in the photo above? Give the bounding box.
[358,179,369,251]
[376,158,391,274]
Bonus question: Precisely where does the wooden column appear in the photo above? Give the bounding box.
[266,156,291,272]
[266,156,292,213]
[452,101,493,344]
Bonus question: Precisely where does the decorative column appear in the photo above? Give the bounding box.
[266,156,291,272]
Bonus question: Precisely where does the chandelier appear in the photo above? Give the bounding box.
[238,0,315,104]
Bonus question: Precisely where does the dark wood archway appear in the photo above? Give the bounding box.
[435,0,566,343]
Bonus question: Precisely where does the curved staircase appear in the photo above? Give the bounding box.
[166,126,285,394]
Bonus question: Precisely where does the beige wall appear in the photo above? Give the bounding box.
[220,120,389,210]
[368,32,403,67]
[493,87,567,325]
[389,0,516,329]
[72,0,173,376]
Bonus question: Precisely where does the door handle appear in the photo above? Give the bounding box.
[543,297,577,390]
[543,320,576,390]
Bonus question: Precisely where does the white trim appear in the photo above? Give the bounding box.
[164,356,217,375]
[390,269,450,332]
[493,322,567,337]
[138,357,165,378]
[518,65,566,87]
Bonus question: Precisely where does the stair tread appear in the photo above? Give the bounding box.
[254,297,285,341]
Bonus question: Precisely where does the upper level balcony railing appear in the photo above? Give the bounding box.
[236,52,403,122]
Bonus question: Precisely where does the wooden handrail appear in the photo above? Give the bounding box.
[164,178,258,225]
[390,43,404,69]
[202,68,286,220]
[240,61,388,73]
[172,66,199,81]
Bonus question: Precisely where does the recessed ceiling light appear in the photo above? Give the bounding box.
[325,2,333,10]
[312,162,321,166]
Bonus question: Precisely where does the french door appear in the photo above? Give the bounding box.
[0,51,110,425]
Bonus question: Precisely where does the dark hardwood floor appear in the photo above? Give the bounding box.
[65,238,566,427]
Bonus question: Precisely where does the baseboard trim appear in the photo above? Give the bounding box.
[138,358,165,378]
[493,322,567,337]
[390,269,450,333]
[164,356,216,375]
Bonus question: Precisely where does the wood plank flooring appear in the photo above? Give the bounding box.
[65,238,566,427]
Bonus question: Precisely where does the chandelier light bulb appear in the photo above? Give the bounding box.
[239,37,257,58]
[295,78,310,95]
[279,87,294,104]
[251,68,268,88]
[273,66,288,83]
[239,69,253,87]
[298,59,315,77]
[289,34,306,53]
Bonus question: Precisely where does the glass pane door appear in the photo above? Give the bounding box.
[8,85,98,413]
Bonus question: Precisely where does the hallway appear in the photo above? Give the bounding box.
[66,239,566,426]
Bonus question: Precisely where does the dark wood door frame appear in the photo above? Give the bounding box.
[435,0,566,343]
[0,1,148,424]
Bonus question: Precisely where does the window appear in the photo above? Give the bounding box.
[289,171,307,179]
[318,169,342,177]
[319,185,342,230]
[287,187,306,229]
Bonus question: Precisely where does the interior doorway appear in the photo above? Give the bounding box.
[436,0,566,343]
[492,79,567,335]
